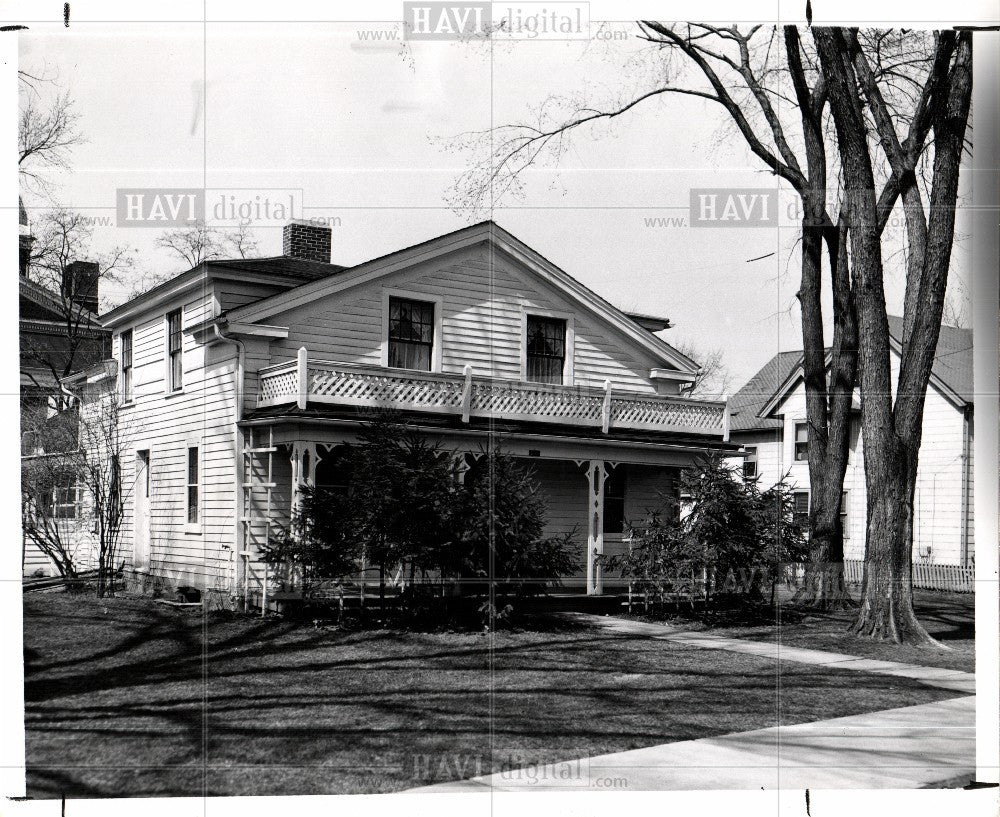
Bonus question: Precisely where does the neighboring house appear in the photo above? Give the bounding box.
[19,201,112,575]
[95,220,734,600]
[729,319,974,568]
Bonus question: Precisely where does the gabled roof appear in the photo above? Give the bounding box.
[728,350,802,432]
[20,277,83,322]
[732,317,974,432]
[210,256,348,281]
[224,220,699,376]
[100,255,347,329]
[886,315,973,404]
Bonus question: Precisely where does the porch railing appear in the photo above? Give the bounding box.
[256,348,728,438]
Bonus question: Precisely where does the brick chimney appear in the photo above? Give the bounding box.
[282,220,332,263]
[63,261,100,315]
[19,196,33,277]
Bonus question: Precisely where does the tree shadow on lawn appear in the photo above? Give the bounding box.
[23,592,958,798]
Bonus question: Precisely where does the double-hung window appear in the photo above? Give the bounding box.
[743,446,758,479]
[186,446,199,525]
[167,310,183,392]
[121,330,133,402]
[794,422,809,461]
[388,297,434,371]
[793,491,810,528]
[526,315,566,384]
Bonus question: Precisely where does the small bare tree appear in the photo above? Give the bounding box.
[156,220,260,268]
[23,207,133,385]
[21,412,85,579]
[673,341,733,399]
[75,368,136,597]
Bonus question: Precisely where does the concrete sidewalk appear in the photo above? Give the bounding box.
[569,612,976,693]
[411,614,976,791]
[416,695,975,790]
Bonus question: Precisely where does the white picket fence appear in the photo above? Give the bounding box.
[843,559,975,593]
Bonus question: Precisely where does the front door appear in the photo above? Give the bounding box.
[134,450,151,570]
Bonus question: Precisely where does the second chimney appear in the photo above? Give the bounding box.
[63,261,100,315]
[283,220,332,264]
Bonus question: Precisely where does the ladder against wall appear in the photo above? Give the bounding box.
[241,426,276,611]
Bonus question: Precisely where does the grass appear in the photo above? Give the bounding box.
[23,591,964,798]
[692,590,975,673]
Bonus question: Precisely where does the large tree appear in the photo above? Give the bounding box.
[448,24,947,608]
[814,27,972,644]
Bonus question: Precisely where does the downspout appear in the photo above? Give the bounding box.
[212,322,246,602]
[959,405,972,567]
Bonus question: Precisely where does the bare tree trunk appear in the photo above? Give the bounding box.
[814,27,971,645]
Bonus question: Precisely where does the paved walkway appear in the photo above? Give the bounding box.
[411,614,976,791]
[569,613,976,694]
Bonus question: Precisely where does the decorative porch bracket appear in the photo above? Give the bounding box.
[580,459,613,595]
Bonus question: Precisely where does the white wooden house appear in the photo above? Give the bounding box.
[96,220,734,600]
[729,320,974,576]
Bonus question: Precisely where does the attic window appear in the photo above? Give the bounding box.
[526,315,566,384]
[388,297,434,372]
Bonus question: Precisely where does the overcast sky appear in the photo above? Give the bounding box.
[19,20,973,389]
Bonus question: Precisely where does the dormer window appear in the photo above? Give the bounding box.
[388,297,434,372]
[526,315,566,384]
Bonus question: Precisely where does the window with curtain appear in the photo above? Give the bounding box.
[526,315,566,384]
[388,297,434,371]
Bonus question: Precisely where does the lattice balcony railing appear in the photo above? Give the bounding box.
[256,349,728,438]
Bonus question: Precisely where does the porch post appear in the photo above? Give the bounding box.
[453,452,471,484]
[290,442,317,514]
[583,460,608,595]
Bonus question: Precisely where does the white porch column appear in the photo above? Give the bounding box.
[290,442,318,514]
[453,452,471,484]
[583,460,609,595]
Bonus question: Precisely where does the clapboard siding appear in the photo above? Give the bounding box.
[263,244,669,393]
[741,347,973,566]
[110,284,241,591]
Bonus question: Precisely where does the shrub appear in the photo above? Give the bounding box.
[610,454,806,614]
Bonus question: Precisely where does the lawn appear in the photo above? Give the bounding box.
[24,591,963,798]
[699,590,975,673]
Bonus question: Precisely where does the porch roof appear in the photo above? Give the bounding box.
[240,403,742,454]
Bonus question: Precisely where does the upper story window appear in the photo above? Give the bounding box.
[743,446,758,479]
[526,315,566,384]
[121,329,133,403]
[167,310,183,392]
[388,297,434,372]
[794,422,808,461]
